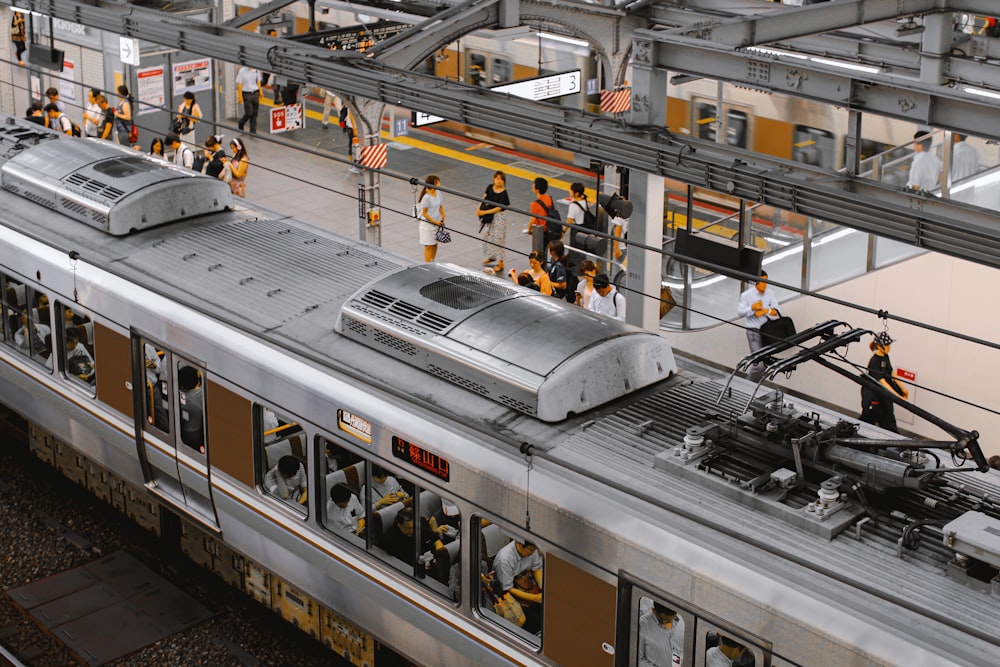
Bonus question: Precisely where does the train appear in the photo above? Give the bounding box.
[0,116,999,667]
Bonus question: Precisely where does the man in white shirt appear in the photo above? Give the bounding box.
[166,133,194,170]
[906,130,942,192]
[737,271,780,382]
[586,273,625,322]
[638,602,684,667]
[327,483,364,533]
[951,133,980,183]
[236,65,262,134]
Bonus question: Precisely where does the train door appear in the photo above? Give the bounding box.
[692,97,750,149]
[131,334,219,531]
[466,51,513,87]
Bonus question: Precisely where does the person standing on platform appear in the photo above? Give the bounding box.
[321,89,341,128]
[175,91,202,145]
[529,177,559,255]
[341,104,359,173]
[45,87,66,114]
[10,11,25,66]
[587,273,624,321]
[264,30,282,104]
[83,88,102,138]
[236,65,262,135]
[906,130,942,192]
[166,132,194,169]
[860,331,908,433]
[96,95,115,140]
[736,271,780,383]
[418,175,445,263]
[223,138,250,198]
[478,170,510,275]
[112,85,134,145]
[951,134,980,183]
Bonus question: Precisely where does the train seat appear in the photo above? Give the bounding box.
[370,500,405,549]
[419,490,441,520]
[342,462,365,496]
[433,538,461,585]
[265,440,292,469]
[480,523,508,572]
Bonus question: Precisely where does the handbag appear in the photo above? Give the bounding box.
[128,124,138,144]
[169,118,184,134]
[760,310,796,345]
[435,224,452,244]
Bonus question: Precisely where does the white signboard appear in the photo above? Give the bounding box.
[172,59,212,95]
[136,65,165,115]
[59,58,76,103]
[414,70,581,126]
[269,103,303,134]
[119,36,140,66]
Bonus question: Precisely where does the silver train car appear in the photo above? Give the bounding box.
[0,116,998,667]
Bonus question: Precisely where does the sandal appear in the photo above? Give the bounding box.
[494,263,504,274]
[483,257,496,266]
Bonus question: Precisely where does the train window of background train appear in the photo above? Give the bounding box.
[468,53,488,87]
[695,620,768,667]
[319,437,462,601]
[477,519,544,646]
[792,126,836,170]
[692,101,749,149]
[141,339,171,436]
[58,305,95,390]
[256,404,308,514]
[2,275,51,368]
[634,595,695,666]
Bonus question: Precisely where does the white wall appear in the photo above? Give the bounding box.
[666,251,1000,458]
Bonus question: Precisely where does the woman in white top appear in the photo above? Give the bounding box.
[566,181,590,230]
[418,175,445,262]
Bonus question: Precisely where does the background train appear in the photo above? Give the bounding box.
[0,117,998,667]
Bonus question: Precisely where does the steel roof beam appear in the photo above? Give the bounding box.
[223,0,298,30]
[366,0,497,64]
[6,0,1000,270]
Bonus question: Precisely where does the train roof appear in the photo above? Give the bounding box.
[2,121,998,659]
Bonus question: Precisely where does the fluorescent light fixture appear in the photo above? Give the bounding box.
[537,33,590,48]
[963,86,1000,101]
[951,168,1000,195]
[809,57,881,74]
[746,46,808,60]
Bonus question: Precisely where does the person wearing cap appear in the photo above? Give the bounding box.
[706,635,749,667]
[737,271,780,382]
[860,331,908,433]
[586,273,625,322]
[638,601,685,667]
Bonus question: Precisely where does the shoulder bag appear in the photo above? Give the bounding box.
[435,224,452,244]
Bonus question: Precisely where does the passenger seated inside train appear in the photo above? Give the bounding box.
[64,327,95,384]
[362,465,408,509]
[381,507,434,567]
[638,601,685,667]
[144,343,169,432]
[327,482,363,534]
[264,454,307,506]
[14,313,49,359]
[178,365,205,452]
[488,538,544,635]
[706,634,752,667]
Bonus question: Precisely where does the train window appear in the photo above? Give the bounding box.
[725,109,749,149]
[176,361,205,454]
[141,340,171,435]
[491,57,512,85]
[59,305,95,389]
[635,595,694,667]
[2,276,51,368]
[256,404,307,514]
[318,438,462,600]
[468,53,488,87]
[695,621,768,667]
[694,102,717,141]
[793,125,836,170]
[477,520,544,646]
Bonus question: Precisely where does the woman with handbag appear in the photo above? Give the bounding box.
[174,91,202,145]
[477,170,510,275]
[112,85,135,145]
[417,175,446,263]
[223,138,250,198]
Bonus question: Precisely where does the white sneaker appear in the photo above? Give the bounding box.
[348,165,360,174]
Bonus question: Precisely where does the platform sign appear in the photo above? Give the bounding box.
[586,77,598,96]
[392,117,410,137]
[269,103,303,134]
[413,70,582,128]
[119,36,140,66]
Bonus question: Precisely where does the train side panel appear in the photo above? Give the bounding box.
[543,552,616,666]
[206,378,254,488]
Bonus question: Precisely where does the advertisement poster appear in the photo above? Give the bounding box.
[59,58,77,103]
[136,65,165,115]
[172,58,212,95]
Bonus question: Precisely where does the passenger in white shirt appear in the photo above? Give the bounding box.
[327,483,364,533]
[951,134,980,183]
[586,273,625,322]
[906,131,942,192]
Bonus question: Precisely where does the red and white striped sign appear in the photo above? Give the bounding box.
[600,88,632,114]
[359,143,387,169]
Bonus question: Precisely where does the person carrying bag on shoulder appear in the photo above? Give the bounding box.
[478,170,510,275]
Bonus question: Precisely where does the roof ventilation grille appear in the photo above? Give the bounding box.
[499,394,536,415]
[420,274,515,310]
[372,329,419,357]
[359,288,453,332]
[428,364,490,396]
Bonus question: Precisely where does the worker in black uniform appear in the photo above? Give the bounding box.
[860,331,908,433]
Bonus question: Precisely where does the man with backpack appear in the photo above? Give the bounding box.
[44,103,79,136]
[529,177,560,255]
[587,273,626,322]
[166,132,194,169]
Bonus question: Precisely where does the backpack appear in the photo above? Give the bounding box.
[563,267,579,303]
[571,200,598,230]
[58,113,80,137]
[536,197,561,236]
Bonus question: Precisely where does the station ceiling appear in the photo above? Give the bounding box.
[6,0,1000,269]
